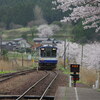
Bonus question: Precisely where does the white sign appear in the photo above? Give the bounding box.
[28,55,32,60]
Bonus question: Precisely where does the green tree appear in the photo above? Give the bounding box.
[72,21,96,44]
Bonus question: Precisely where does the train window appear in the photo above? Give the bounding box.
[40,47,57,57]
[46,48,51,57]
[52,48,56,57]
[41,50,46,57]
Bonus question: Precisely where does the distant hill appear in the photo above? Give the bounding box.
[0,0,67,29]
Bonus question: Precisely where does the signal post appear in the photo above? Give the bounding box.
[70,64,80,87]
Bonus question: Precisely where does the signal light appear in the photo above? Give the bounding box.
[70,64,80,72]
[71,74,80,81]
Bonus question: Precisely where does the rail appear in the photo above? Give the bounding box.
[0,95,54,99]
[0,69,35,82]
[16,71,58,100]
[16,72,50,100]
[39,72,58,100]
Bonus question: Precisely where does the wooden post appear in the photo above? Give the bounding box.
[98,69,100,89]
[22,53,24,67]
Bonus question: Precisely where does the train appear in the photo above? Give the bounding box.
[38,45,58,70]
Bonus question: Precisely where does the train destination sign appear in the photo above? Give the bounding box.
[70,64,80,72]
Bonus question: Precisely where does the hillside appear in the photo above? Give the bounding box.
[0,0,66,29]
[1,23,74,42]
[1,26,39,42]
[0,0,99,44]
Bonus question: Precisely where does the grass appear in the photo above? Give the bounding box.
[80,67,97,86]
[58,66,71,74]
[0,61,38,74]
[58,58,97,87]
[0,50,39,72]
[7,51,39,60]
[57,58,71,74]
[8,52,29,59]
[97,89,100,92]
[0,58,37,72]
[5,27,30,33]
[0,71,16,74]
[1,26,37,40]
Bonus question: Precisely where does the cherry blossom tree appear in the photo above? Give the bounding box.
[37,24,53,37]
[52,0,100,32]
[37,24,60,37]
[82,42,100,69]
[57,40,100,69]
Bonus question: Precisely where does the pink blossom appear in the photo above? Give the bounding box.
[53,0,100,32]
[58,41,100,69]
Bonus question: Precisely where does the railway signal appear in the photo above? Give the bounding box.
[70,64,80,87]
[71,74,80,81]
[70,64,80,73]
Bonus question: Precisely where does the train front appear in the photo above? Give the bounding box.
[39,46,58,69]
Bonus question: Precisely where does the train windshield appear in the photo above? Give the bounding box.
[40,47,57,57]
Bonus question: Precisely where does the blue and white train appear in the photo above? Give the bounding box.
[39,45,58,69]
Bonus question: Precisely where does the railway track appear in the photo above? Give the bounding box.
[0,71,58,100]
[0,70,60,100]
[14,71,58,100]
[0,69,35,82]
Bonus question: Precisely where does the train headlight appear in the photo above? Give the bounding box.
[53,48,56,50]
[41,58,44,60]
[41,48,44,50]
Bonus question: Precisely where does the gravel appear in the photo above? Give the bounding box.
[0,70,68,98]
[46,71,68,96]
[0,71,46,95]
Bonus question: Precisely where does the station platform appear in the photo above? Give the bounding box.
[54,87,100,100]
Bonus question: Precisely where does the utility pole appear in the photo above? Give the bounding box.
[67,42,69,65]
[81,45,83,67]
[63,36,73,69]
[53,35,73,69]
[0,35,2,56]
[0,31,3,57]
[80,45,83,81]
[64,40,66,68]
[99,70,100,89]
[98,61,100,89]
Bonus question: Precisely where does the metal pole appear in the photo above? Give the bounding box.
[73,72,76,87]
[69,75,72,87]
